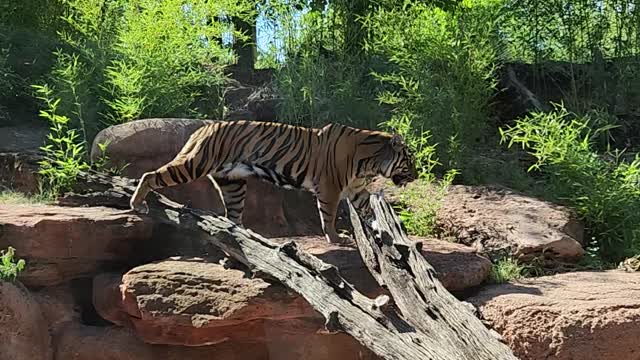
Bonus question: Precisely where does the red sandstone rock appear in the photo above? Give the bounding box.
[0,152,40,194]
[0,281,53,360]
[94,258,319,346]
[272,236,492,293]
[436,185,585,261]
[93,237,489,347]
[0,205,153,286]
[468,271,640,360]
[54,323,156,360]
[90,259,378,358]
[417,237,492,292]
[33,284,81,332]
[53,322,377,360]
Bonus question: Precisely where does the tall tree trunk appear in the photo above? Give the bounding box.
[233,16,256,73]
[343,0,370,57]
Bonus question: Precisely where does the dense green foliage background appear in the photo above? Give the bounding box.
[1,0,639,265]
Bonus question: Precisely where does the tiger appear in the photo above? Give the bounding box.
[129,120,417,244]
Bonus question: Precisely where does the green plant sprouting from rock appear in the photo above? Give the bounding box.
[34,83,90,196]
[0,247,26,282]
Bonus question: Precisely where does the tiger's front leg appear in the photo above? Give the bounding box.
[345,178,372,218]
[315,186,351,245]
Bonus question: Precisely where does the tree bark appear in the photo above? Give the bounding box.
[348,195,516,359]
[67,172,516,360]
[505,65,549,112]
[232,16,256,72]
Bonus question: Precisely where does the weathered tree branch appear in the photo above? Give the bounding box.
[67,172,516,360]
[349,195,516,359]
[505,65,549,112]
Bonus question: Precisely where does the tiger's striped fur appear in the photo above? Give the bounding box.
[130,120,417,244]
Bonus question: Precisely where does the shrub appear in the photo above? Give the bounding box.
[500,105,640,263]
[396,174,456,237]
[274,53,384,129]
[0,51,13,121]
[92,140,129,175]
[33,84,127,195]
[29,0,253,194]
[37,0,253,143]
[33,84,90,195]
[387,120,459,236]
[0,34,21,123]
[0,247,26,282]
[365,0,503,169]
[490,255,549,283]
[48,50,93,146]
[105,0,246,121]
[490,257,523,284]
[259,1,385,129]
[0,1,65,123]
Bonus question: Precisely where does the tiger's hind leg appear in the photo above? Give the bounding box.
[214,177,247,225]
[130,156,211,213]
[131,168,194,213]
[130,126,216,213]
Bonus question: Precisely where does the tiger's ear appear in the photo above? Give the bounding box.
[390,134,404,151]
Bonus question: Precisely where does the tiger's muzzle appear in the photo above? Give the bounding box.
[392,171,416,186]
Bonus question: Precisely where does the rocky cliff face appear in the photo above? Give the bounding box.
[2,117,637,360]
[0,200,491,359]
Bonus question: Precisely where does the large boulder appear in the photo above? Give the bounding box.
[273,236,492,294]
[0,281,53,360]
[54,322,377,360]
[436,185,585,261]
[91,118,322,237]
[33,284,81,333]
[55,324,155,360]
[93,259,319,346]
[468,271,640,360]
[94,236,490,346]
[0,205,153,286]
[417,237,492,292]
[90,118,216,162]
[0,124,48,153]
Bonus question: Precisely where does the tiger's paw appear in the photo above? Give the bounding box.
[130,200,149,214]
[327,231,355,246]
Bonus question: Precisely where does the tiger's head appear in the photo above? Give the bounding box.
[383,134,417,187]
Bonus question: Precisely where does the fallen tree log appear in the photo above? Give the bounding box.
[348,196,514,359]
[67,172,517,360]
[504,65,549,112]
